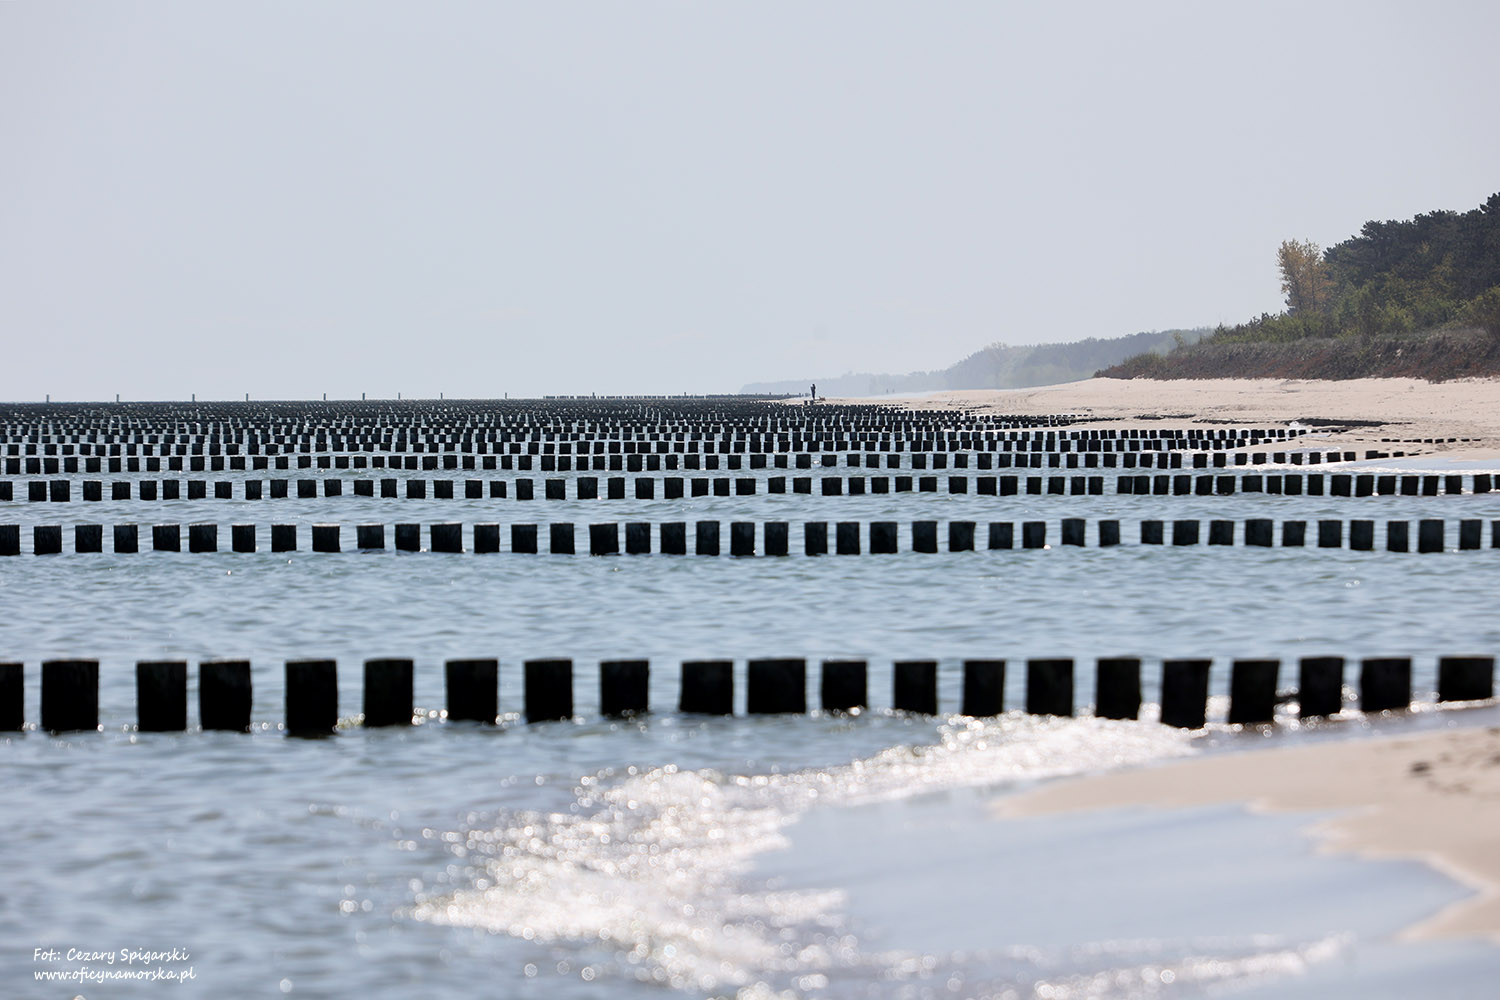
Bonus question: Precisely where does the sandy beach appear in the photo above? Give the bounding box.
[995,723,1500,944]
[825,377,1500,463]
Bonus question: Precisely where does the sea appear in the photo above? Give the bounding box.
[3,440,1500,998]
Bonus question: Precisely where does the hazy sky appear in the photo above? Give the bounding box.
[3,1,1497,400]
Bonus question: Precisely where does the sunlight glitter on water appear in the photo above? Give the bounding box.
[413,715,1197,997]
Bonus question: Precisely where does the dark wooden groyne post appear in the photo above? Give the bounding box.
[1245,519,1273,547]
[1227,659,1278,725]
[1418,520,1444,553]
[1360,656,1412,712]
[189,524,217,553]
[820,659,867,712]
[550,523,576,554]
[661,522,686,554]
[1159,659,1210,729]
[524,658,573,721]
[200,660,252,731]
[445,658,498,723]
[137,660,187,732]
[600,659,649,717]
[731,522,755,556]
[363,658,413,726]
[870,522,897,554]
[395,523,421,552]
[590,523,620,556]
[1094,657,1141,720]
[696,520,720,555]
[152,524,180,552]
[680,660,733,715]
[747,658,806,714]
[75,524,102,553]
[961,659,1004,716]
[1,662,22,731]
[42,659,98,733]
[432,523,463,553]
[114,524,139,553]
[312,524,340,552]
[34,524,63,555]
[1060,518,1084,547]
[272,524,298,552]
[511,524,538,554]
[893,660,938,715]
[1298,656,1344,718]
[1026,658,1073,716]
[1437,655,1494,702]
[285,659,338,735]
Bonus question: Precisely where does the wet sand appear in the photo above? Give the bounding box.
[757,715,1500,998]
[995,723,1500,944]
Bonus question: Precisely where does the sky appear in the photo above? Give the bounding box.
[2,1,1498,401]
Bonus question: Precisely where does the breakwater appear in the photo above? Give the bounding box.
[7,653,1490,733]
[3,518,1495,554]
[3,398,1496,745]
[4,470,1493,503]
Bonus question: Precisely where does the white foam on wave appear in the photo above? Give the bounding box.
[411,715,1215,997]
[1015,933,1350,1000]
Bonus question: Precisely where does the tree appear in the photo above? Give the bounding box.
[1277,239,1332,315]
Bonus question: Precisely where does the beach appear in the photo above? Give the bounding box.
[996,720,1500,945]
[828,377,1500,462]
[753,711,1500,1000]
[5,386,1499,997]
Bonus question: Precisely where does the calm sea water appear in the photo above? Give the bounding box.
[3,457,1499,998]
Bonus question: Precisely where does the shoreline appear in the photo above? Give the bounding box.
[819,376,1500,464]
[993,721,1500,944]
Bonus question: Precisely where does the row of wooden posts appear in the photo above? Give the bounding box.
[3,518,1497,555]
[5,471,1492,504]
[0,440,1342,478]
[5,654,1492,736]
[34,445,1396,480]
[1,419,1295,454]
